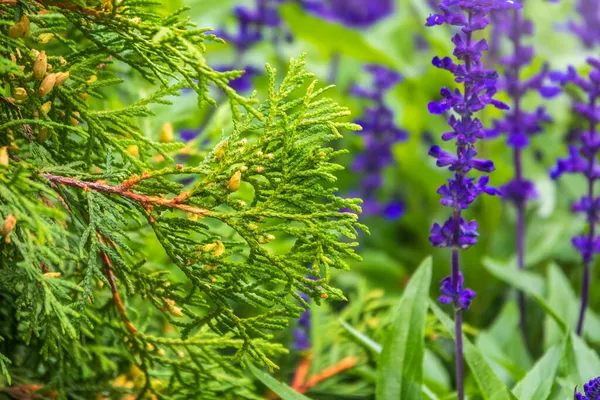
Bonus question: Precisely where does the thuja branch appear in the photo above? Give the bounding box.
[42,173,210,217]
[99,236,138,336]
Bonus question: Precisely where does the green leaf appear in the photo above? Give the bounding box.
[430,301,517,400]
[484,258,568,334]
[280,4,396,66]
[248,364,310,400]
[376,257,432,400]
[570,332,600,383]
[339,318,382,354]
[512,341,565,400]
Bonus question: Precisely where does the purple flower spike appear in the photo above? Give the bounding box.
[427,2,508,398]
[552,0,600,337]
[351,65,408,220]
[575,376,600,400]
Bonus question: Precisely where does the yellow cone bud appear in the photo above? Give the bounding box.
[202,243,217,252]
[33,51,47,81]
[39,33,55,44]
[14,88,27,100]
[0,147,8,167]
[38,127,49,142]
[127,145,139,157]
[55,71,70,86]
[2,214,16,235]
[160,122,174,143]
[39,73,57,96]
[40,101,52,114]
[43,272,62,279]
[214,241,225,257]
[228,170,242,191]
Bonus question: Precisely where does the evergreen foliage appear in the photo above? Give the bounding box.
[0,1,363,398]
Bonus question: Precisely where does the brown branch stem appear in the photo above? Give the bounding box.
[99,235,137,336]
[42,173,209,216]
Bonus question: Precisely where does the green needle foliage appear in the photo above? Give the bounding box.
[0,1,364,398]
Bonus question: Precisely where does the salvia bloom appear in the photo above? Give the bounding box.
[301,0,393,28]
[426,2,515,397]
[550,58,600,335]
[575,377,600,400]
[426,0,515,307]
[351,64,408,220]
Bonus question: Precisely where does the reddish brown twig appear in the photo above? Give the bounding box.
[296,357,358,394]
[43,173,209,217]
[290,354,312,391]
[99,235,137,336]
[37,0,102,17]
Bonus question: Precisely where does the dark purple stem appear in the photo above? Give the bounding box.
[510,6,528,341]
[452,249,465,400]
[576,94,597,336]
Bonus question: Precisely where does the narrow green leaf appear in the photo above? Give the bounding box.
[483,258,568,334]
[339,318,382,354]
[512,341,565,400]
[430,301,517,400]
[248,364,310,400]
[376,257,432,400]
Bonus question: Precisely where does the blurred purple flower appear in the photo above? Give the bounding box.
[568,0,600,49]
[575,376,600,400]
[351,64,408,220]
[301,0,393,28]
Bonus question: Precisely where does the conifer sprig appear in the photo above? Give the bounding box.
[0,1,363,397]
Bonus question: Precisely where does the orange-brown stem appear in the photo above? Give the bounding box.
[43,173,208,216]
[99,236,137,336]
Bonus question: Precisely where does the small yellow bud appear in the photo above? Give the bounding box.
[160,122,174,143]
[266,234,276,241]
[319,151,326,157]
[2,214,16,235]
[258,236,267,244]
[256,166,264,173]
[177,351,185,358]
[59,57,67,66]
[0,147,9,167]
[239,200,247,207]
[158,348,166,357]
[215,141,227,159]
[70,111,80,126]
[79,93,89,101]
[146,343,155,351]
[170,306,184,317]
[55,71,70,86]
[14,88,27,100]
[39,73,57,96]
[43,272,62,279]
[228,170,242,192]
[248,223,258,231]
[320,293,329,299]
[239,138,247,146]
[38,127,49,142]
[39,33,55,44]
[87,75,97,84]
[256,151,263,158]
[33,51,47,81]
[214,241,225,257]
[127,145,139,157]
[266,153,274,160]
[8,16,29,39]
[40,101,52,114]
[202,243,217,252]
[239,165,248,172]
